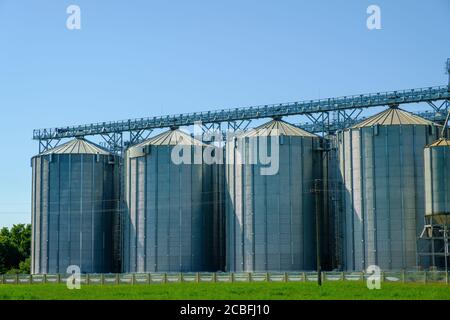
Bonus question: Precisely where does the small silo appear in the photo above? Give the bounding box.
[225,119,322,272]
[424,138,450,226]
[123,128,223,273]
[423,137,450,269]
[338,107,440,271]
[31,138,120,274]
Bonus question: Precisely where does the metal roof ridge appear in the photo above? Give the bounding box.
[37,138,111,155]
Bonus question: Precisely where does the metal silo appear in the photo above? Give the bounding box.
[225,119,322,272]
[31,138,120,274]
[424,138,450,226]
[422,137,450,269]
[338,107,440,271]
[123,128,223,273]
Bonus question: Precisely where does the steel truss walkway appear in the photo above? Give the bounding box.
[33,85,450,153]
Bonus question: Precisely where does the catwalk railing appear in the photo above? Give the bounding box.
[33,85,450,140]
[1,271,449,285]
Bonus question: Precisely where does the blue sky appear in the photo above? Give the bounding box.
[0,0,449,227]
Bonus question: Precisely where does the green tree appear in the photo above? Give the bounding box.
[0,224,31,274]
[18,257,31,274]
[8,224,31,259]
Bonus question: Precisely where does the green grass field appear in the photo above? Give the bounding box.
[0,282,449,300]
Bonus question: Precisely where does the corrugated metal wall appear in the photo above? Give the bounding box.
[338,124,439,271]
[226,135,321,272]
[123,144,224,272]
[212,155,226,271]
[424,144,450,225]
[323,135,344,270]
[31,153,119,274]
[423,141,450,268]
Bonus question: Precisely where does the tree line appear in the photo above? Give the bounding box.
[0,224,31,274]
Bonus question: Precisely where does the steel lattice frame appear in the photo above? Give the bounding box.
[34,85,450,153]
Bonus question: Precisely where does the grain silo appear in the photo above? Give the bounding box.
[225,119,322,272]
[424,138,450,226]
[123,128,223,273]
[422,136,450,269]
[31,138,120,274]
[338,107,440,271]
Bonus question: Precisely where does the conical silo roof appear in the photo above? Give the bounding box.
[40,138,111,155]
[351,107,435,128]
[426,138,450,148]
[134,128,205,147]
[240,119,318,138]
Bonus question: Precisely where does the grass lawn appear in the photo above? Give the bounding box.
[0,281,449,300]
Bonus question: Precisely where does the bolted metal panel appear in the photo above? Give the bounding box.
[31,139,120,274]
[212,156,226,271]
[323,135,344,270]
[338,115,440,271]
[424,140,450,226]
[32,157,41,274]
[225,120,322,272]
[123,129,224,272]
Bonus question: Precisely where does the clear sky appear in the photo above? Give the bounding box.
[0,0,449,227]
